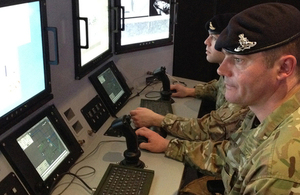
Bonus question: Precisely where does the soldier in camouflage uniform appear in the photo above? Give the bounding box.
[131,13,248,195]
[131,13,249,142]
[134,3,300,194]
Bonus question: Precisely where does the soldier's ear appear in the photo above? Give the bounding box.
[276,55,297,81]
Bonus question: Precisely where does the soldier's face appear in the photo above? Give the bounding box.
[204,33,224,64]
[217,51,278,107]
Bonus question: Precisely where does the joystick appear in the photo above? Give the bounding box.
[152,66,174,103]
[107,115,145,168]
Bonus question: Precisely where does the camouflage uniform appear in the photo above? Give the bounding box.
[161,76,249,141]
[194,76,226,109]
[166,89,300,194]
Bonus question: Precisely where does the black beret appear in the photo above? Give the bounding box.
[205,13,236,34]
[215,3,300,54]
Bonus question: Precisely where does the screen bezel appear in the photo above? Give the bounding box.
[72,0,113,80]
[0,0,53,134]
[0,105,83,195]
[89,61,132,116]
[114,0,175,54]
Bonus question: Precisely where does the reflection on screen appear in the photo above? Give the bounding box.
[97,68,125,104]
[79,0,110,66]
[0,2,46,118]
[17,117,70,181]
[121,0,170,45]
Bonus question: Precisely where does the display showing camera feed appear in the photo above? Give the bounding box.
[97,68,125,104]
[78,0,110,66]
[17,117,70,181]
[120,0,171,46]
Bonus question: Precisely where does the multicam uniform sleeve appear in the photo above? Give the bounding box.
[194,79,219,101]
[242,178,300,194]
[194,76,226,107]
[161,102,249,141]
[165,138,227,176]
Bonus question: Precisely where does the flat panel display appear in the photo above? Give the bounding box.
[99,68,125,104]
[0,105,83,195]
[0,0,52,134]
[114,0,175,54]
[17,117,70,181]
[73,0,113,79]
[89,61,132,116]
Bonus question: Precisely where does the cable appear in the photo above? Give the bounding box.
[144,90,160,98]
[166,73,187,87]
[49,140,126,194]
[125,80,153,103]
[74,140,126,166]
[49,166,96,194]
[53,181,91,194]
[166,73,179,82]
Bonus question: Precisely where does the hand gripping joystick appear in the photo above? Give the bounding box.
[108,115,145,168]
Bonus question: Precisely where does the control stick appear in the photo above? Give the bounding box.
[107,115,145,168]
[153,66,174,103]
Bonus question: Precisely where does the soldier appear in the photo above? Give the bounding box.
[170,13,232,110]
[131,13,248,194]
[134,3,300,194]
[131,13,249,143]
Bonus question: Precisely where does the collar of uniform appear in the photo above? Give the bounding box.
[228,89,300,161]
[238,89,300,158]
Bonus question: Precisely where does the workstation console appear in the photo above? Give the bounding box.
[50,75,201,195]
[0,0,203,194]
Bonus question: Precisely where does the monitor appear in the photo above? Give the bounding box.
[0,0,52,134]
[89,61,132,116]
[73,0,113,79]
[114,0,175,54]
[0,105,83,195]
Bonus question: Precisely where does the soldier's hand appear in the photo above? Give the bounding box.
[171,84,195,97]
[130,107,164,127]
[135,127,170,153]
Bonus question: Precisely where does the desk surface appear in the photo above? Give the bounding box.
[53,77,201,195]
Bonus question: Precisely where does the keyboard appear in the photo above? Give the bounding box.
[140,99,173,115]
[94,163,154,195]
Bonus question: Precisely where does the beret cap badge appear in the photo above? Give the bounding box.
[215,3,300,55]
[205,13,236,34]
[209,22,216,31]
[234,34,257,52]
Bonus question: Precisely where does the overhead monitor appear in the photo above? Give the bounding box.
[89,61,132,116]
[73,0,113,79]
[114,0,175,54]
[0,105,83,195]
[0,0,53,134]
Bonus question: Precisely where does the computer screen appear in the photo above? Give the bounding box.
[89,61,132,116]
[17,117,70,181]
[0,105,83,195]
[0,0,52,133]
[98,68,125,104]
[73,0,113,79]
[114,0,175,54]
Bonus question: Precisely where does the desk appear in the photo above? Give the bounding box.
[53,77,201,195]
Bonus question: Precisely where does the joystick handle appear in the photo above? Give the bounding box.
[109,115,145,168]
